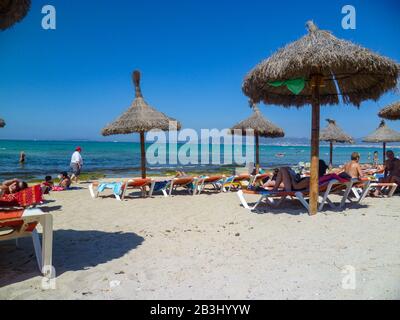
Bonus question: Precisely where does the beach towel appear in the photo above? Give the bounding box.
[374,173,385,180]
[319,173,349,185]
[153,181,169,192]
[51,186,65,192]
[0,185,43,207]
[97,182,123,196]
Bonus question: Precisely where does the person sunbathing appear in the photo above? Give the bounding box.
[342,152,364,179]
[268,160,329,192]
[0,178,28,196]
[372,150,400,196]
[41,176,54,194]
[58,172,71,189]
[380,150,400,184]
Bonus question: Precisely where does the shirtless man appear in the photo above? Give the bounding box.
[0,178,28,196]
[343,152,364,179]
[373,150,400,196]
[382,150,400,184]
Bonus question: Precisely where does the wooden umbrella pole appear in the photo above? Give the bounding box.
[140,132,146,178]
[255,132,260,174]
[383,141,386,165]
[310,74,322,215]
[329,141,333,168]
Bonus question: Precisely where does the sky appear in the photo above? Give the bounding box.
[1,0,399,142]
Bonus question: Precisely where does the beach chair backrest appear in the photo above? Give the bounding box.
[204,175,223,183]
[173,177,194,185]
[128,178,152,187]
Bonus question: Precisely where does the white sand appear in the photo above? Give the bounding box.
[1,182,400,300]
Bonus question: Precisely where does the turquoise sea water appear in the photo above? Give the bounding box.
[0,140,399,181]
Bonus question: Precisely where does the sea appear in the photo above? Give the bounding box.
[1,139,399,181]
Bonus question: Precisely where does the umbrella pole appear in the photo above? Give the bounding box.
[140,132,146,178]
[310,74,321,215]
[255,132,260,174]
[329,141,333,168]
[383,141,386,165]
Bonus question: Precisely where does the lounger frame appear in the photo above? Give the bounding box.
[237,179,367,214]
[0,208,53,276]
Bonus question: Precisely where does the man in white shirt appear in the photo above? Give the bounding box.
[70,147,83,183]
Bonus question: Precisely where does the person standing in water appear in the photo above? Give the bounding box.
[373,151,379,168]
[19,151,26,165]
[70,147,83,183]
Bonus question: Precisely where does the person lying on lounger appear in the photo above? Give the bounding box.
[0,178,28,196]
[265,160,329,192]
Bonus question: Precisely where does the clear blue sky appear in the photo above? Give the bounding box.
[1,0,399,141]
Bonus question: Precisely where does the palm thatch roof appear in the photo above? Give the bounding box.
[0,0,31,30]
[378,101,400,120]
[0,118,5,128]
[102,71,181,136]
[319,119,353,143]
[231,104,284,138]
[363,120,400,143]
[242,21,399,107]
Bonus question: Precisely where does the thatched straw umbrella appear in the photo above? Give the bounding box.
[231,103,284,173]
[320,119,354,167]
[378,101,400,121]
[0,0,31,30]
[242,21,399,215]
[363,120,400,164]
[102,70,181,178]
[0,118,5,128]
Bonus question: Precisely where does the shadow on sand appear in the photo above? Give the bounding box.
[242,199,369,215]
[0,229,144,287]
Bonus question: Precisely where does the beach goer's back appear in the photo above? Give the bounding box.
[343,152,363,179]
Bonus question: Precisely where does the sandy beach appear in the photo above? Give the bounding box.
[1,181,399,300]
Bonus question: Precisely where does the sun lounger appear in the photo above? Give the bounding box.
[192,175,226,195]
[0,185,53,276]
[151,177,195,197]
[89,178,155,200]
[120,178,155,200]
[248,173,270,187]
[0,208,53,276]
[223,174,251,192]
[351,181,397,201]
[237,179,359,214]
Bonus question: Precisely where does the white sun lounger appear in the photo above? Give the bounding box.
[89,178,156,201]
[192,175,226,195]
[149,177,195,197]
[351,181,397,201]
[237,179,363,214]
[0,208,53,276]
